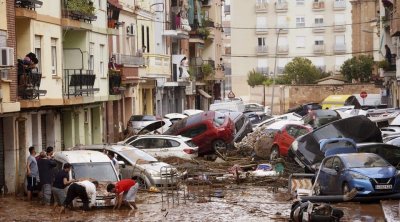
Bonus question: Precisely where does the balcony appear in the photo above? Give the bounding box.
[333,1,346,10]
[63,69,99,98]
[275,2,288,12]
[143,54,171,77]
[333,22,346,32]
[189,58,215,81]
[277,45,289,54]
[17,67,47,100]
[256,46,268,54]
[15,0,43,10]
[255,2,268,12]
[224,5,230,14]
[256,67,269,75]
[107,0,122,31]
[61,0,97,29]
[334,43,346,53]
[312,23,325,33]
[312,1,325,11]
[114,54,145,67]
[313,44,325,54]
[256,24,268,34]
[276,24,289,34]
[390,11,400,36]
[108,70,123,95]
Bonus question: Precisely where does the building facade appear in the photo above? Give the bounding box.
[230,0,352,103]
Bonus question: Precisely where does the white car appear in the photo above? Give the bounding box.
[253,113,302,129]
[381,126,400,138]
[164,113,187,124]
[122,135,198,160]
[182,109,204,116]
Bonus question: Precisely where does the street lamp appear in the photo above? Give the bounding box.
[271,28,282,115]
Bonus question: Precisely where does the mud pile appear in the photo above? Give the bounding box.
[234,127,276,159]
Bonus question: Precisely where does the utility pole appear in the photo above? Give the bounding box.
[271,28,282,115]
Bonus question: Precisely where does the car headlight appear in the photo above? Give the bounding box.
[148,170,160,177]
[350,172,369,180]
[291,140,299,151]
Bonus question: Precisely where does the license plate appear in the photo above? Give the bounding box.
[375,184,392,190]
[96,201,105,207]
[294,157,305,168]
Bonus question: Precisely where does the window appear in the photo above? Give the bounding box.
[181,125,207,138]
[169,140,180,147]
[100,44,104,77]
[278,36,288,47]
[131,139,149,149]
[98,0,103,10]
[334,14,345,25]
[34,35,41,72]
[323,157,334,169]
[51,38,57,75]
[89,42,94,71]
[296,0,304,5]
[335,35,345,45]
[296,16,305,28]
[256,0,268,3]
[314,15,324,25]
[296,36,305,48]
[314,36,324,45]
[258,37,266,46]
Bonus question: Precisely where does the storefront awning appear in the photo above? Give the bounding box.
[198,89,212,99]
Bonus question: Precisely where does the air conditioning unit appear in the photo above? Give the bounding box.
[126,24,136,36]
[0,47,14,67]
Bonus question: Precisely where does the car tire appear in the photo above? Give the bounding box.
[342,182,350,195]
[270,145,280,161]
[212,140,227,153]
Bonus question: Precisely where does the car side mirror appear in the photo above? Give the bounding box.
[334,165,340,172]
[118,161,125,168]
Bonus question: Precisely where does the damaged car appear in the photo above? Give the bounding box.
[289,115,382,172]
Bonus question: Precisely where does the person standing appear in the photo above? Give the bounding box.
[60,180,98,213]
[37,146,57,205]
[107,152,119,178]
[107,179,138,210]
[26,146,39,201]
[52,163,75,209]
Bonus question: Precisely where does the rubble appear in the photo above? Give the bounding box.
[234,126,276,159]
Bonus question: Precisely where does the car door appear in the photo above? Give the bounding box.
[318,157,334,194]
[279,125,297,154]
[146,138,170,158]
[330,157,344,194]
[182,124,208,149]
[115,154,134,180]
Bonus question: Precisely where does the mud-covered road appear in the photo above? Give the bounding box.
[0,186,396,221]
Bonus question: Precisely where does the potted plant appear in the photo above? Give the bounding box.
[197,27,210,40]
[201,63,214,78]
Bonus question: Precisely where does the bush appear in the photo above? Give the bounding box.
[247,69,266,87]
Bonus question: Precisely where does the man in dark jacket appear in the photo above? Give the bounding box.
[37,146,57,205]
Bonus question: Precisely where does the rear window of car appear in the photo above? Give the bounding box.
[235,116,245,132]
[214,112,226,127]
[185,140,197,147]
[130,115,157,121]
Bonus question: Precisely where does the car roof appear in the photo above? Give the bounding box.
[335,152,378,158]
[133,134,192,141]
[71,144,139,153]
[267,120,305,130]
[54,150,111,163]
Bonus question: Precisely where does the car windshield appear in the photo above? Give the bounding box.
[120,149,158,164]
[342,155,390,168]
[130,115,156,121]
[71,162,118,182]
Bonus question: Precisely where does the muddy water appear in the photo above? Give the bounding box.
[0,186,393,222]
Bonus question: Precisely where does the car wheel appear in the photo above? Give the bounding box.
[342,182,350,195]
[213,140,227,153]
[134,177,149,190]
[270,145,280,161]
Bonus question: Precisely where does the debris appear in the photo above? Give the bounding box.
[234,127,276,159]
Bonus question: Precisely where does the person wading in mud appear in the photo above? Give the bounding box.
[37,146,57,205]
[52,163,75,209]
[60,180,98,213]
[107,179,138,210]
[26,146,39,201]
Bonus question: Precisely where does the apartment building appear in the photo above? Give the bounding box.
[222,0,231,97]
[231,0,352,102]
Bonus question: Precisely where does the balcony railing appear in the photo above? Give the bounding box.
[333,1,346,10]
[255,2,268,12]
[333,22,346,32]
[312,23,325,33]
[256,67,269,75]
[63,69,99,98]
[62,0,97,23]
[277,45,289,54]
[313,44,325,54]
[312,1,325,11]
[256,46,268,54]
[189,58,215,80]
[17,66,47,100]
[143,54,171,76]
[275,2,288,12]
[114,54,145,66]
[15,0,43,10]
[334,43,346,53]
[109,70,122,95]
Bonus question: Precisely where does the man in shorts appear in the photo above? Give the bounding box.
[107,179,138,210]
[26,146,39,201]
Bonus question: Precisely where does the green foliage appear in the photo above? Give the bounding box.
[274,75,291,85]
[247,69,266,87]
[67,0,96,16]
[197,27,210,39]
[283,57,323,84]
[340,55,374,82]
[377,59,390,70]
[201,63,214,77]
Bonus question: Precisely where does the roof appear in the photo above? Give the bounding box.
[54,150,110,163]
[315,75,347,83]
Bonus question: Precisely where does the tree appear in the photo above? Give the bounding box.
[340,55,374,82]
[283,57,322,84]
[247,69,266,87]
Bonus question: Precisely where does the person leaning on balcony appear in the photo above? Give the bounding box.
[385,45,392,64]
[108,57,120,71]
[176,11,181,29]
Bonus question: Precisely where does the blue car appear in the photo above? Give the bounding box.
[316,153,400,196]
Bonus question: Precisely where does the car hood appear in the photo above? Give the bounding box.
[349,167,396,178]
[292,115,382,167]
[139,161,173,172]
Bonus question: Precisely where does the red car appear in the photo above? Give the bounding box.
[266,120,312,159]
[164,111,235,155]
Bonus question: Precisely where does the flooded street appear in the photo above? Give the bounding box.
[1,186,397,221]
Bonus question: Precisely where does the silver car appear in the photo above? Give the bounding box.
[127,115,159,133]
[71,144,179,189]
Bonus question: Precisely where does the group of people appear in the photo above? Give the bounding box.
[26,146,139,212]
